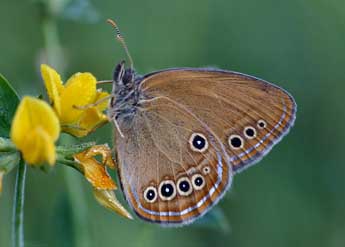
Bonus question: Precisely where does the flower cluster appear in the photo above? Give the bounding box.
[2,65,132,219]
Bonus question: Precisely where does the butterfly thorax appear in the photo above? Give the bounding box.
[109,61,144,126]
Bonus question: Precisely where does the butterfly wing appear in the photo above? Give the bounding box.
[115,68,296,225]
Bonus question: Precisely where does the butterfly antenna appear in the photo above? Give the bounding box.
[107,19,134,69]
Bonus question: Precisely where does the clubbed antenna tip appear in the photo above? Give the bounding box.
[107,18,134,69]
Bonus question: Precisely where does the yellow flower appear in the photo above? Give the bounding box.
[41,64,110,137]
[10,97,60,165]
[73,145,132,219]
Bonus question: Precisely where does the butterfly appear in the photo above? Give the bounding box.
[106,19,296,226]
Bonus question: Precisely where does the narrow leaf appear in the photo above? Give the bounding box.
[0,74,20,137]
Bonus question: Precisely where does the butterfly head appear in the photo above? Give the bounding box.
[108,19,141,125]
[109,60,141,135]
[112,60,135,92]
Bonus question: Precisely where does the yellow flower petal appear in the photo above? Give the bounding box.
[93,189,133,220]
[79,108,108,133]
[61,108,108,137]
[95,90,110,112]
[21,127,56,165]
[10,97,60,165]
[60,73,97,124]
[11,97,60,146]
[40,64,64,115]
[61,125,87,138]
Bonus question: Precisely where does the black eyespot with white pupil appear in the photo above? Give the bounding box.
[161,184,173,197]
[179,181,190,192]
[228,135,244,149]
[193,136,205,149]
[189,133,208,152]
[203,166,211,174]
[192,174,205,190]
[244,126,257,139]
[257,120,267,129]
[177,177,193,196]
[146,190,155,200]
[158,180,176,201]
[144,186,157,203]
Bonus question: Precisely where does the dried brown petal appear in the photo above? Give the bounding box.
[93,189,133,220]
[74,146,116,190]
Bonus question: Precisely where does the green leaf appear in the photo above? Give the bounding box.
[0,138,20,181]
[0,151,20,173]
[56,141,95,158]
[0,74,20,137]
[0,137,16,152]
[193,207,231,233]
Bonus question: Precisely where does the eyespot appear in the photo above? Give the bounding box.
[202,166,211,175]
[177,177,193,196]
[257,119,267,129]
[158,180,176,201]
[244,126,257,139]
[192,174,205,190]
[143,186,157,203]
[189,133,208,153]
[228,134,244,150]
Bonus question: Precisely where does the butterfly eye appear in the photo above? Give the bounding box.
[202,166,211,175]
[177,177,193,196]
[158,180,177,201]
[192,174,205,190]
[228,134,244,150]
[189,133,209,152]
[144,186,157,203]
[257,119,267,129]
[244,126,257,139]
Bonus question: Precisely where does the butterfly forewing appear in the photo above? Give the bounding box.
[140,69,296,173]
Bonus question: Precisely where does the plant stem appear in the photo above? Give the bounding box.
[41,11,63,73]
[12,159,27,247]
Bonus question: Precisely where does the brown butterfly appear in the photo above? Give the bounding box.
[106,19,296,226]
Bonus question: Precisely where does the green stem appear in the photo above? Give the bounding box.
[41,13,63,72]
[12,159,27,247]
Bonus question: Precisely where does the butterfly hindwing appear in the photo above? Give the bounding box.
[116,96,232,225]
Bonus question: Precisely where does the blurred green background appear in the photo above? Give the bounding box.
[1,0,345,246]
